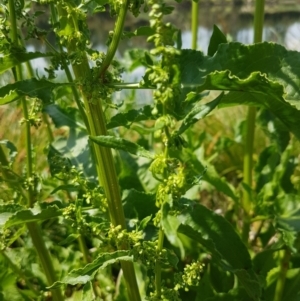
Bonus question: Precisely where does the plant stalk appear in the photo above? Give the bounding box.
[55,3,141,300]
[274,249,291,301]
[191,0,199,50]
[8,1,63,300]
[242,0,265,243]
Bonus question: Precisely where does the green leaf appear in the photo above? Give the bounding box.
[161,202,185,257]
[58,233,81,246]
[163,201,261,299]
[0,79,69,105]
[0,205,62,229]
[252,249,277,286]
[180,43,300,102]
[106,106,154,129]
[90,135,154,159]
[44,104,86,130]
[117,151,144,191]
[207,25,227,56]
[50,184,80,195]
[177,93,223,135]
[122,189,157,220]
[49,132,96,179]
[82,282,95,301]
[49,251,132,288]
[257,110,290,153]
[210,262,234,293]
[200,71,300,140]
[0,52,53,75]
[178,202,252,270]
[0,140,17,163]
[276,217,298,252]
[0,204,24,215]
[189,147,238,201]
[179,43,300,139]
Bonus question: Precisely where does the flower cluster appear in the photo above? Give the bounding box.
[174,261,204,291]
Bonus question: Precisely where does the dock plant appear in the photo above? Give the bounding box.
[1,0,300,300]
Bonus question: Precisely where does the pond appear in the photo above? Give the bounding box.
[23,2,300,85]
[85,2,300,54]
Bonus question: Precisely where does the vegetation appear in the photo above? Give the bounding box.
[1,0,300,300]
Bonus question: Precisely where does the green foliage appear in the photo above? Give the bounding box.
[0,79,69,105]
[0,52,53,75]
[1,0,300,301]
[90,135,155,159]
[49,250,133,288]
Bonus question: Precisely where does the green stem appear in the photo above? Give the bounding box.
[242,0,265,243]
[55,4,141,300]
[155,226,165,299]
[99,0,130,78]
[191,0,198,50]
[274,249,291,301]
[8,2,63,300]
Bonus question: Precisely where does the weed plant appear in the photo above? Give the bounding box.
[1,0,300,300]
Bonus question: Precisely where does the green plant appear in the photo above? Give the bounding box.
[1,0,300,300]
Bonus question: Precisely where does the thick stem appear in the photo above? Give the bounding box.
[274,249,291,301]
[191,0,198,50]
[242,0,265,243]
[55,3,141,300]
[8,2,63,300]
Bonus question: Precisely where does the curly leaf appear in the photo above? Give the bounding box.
[49,251,132,288]
[179,43,300,139]
[199,71,300,140]
[90,135,154,159]
[180,42,300,103]
[0,205,63,228]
